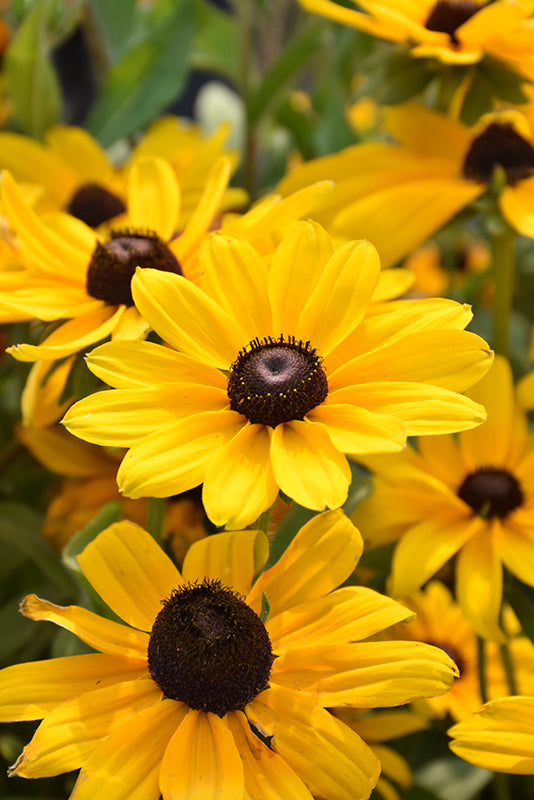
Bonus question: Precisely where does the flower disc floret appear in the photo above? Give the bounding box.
[66,183,126,228]
[457,466,524,519]
[148,578,273,717]
[425,1,480,45]
[463,123,534,185]
[86,229,182,306]
[227,335,328,426]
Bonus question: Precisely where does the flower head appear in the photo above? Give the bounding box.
[0,511,458,800]
[63,221,492,527]
[353,355,534,640]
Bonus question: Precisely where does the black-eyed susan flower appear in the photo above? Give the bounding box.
[0,511,459,800]
[389,581,534,721]
[449,696,534,773]
[297,0,534,76]
[278,103,534,266]
[0,117,245,225]
[353,355,534,641]
[63,221,492,528]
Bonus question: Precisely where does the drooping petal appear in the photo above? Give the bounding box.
[131,268,242,369]
[456,526,505,642]
[226,710,314,800]
[117,411,245,499]
[247,509,362,617]
[390,514,482,598]
[308,402,406,453]
[10,678,160,778]
[78,520,183,631]
[203,423,279,529]
[182,530,268,598]
[159,709,244,800]
[271,641,458,707]
[246,685,380,800]
[20,595,149,659]
[270,420,351,511]
[267,586,413,653]
[127,156,180,241]
[0,654,147,720]
[200,232,271,342]
[70,699,187,800]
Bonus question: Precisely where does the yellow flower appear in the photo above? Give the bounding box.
[278,103,534,267]
[353,355,534,641]
[297,0,534,75]
[0,512,459,800]
[449,696,534,773]
[403,234,490,299]
[0,118,245,225]
[390,581,534,722]
[63,221,491,528]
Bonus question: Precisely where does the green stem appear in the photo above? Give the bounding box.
[492,772,511,800]
[147,497,166,546]
[490,223,516,358]
[477,636,489,704]
[252,507,272,537]
[499,641,518,696]
[236,0,257,200]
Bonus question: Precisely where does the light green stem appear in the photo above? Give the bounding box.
[147,497,166,546]
[499,642,518,696]
[490,224,516,358]
[477,636,488,704]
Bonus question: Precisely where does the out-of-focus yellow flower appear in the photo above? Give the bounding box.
[403,234,490,299]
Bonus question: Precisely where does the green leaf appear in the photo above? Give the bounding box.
[414,757,492,800]
[4,0,62,138]
[259,592,270,623]
[62,501,121,574]
[86,0,197,147]
[87,0,138,63]
[191,0,238,80]
[505,580,534,644]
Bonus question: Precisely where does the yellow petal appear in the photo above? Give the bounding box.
[0,131,76,205]
[298,240,380,355]
[383,103,472,164]
[21,594,149,659]
[270,419,351,510]
[308,402,406,453]
[203,423,279,528]
[87,339,227,390]
[45,125,114,184]
[247,509,362,617]
[246,685,380,800]
[226,710,314,800]
[78,520,182,631]
[0,654,147,720]
[131,268,242,369]
[70,699,187,800]
[182,530,268,597]
[111,305,150,341]
[267,585,413,653]
[127,156,180,241]
[11,678,160,778]
[117,411,244,499]
[271,641,458,707]
[159,709,244,800]
[9,305,124,362]
[200,232,271,342]
[500,527,534,589]
[269,220,334,333]
[456,527,505,642]
[16,424,115,478]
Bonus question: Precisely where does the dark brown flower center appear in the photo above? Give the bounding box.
[66,183,126,228]
[457,467,524,519]
[227,335,328,427]
[425,1,480,45]
[147,579,273,717]
[86,229,182,306]
[463,123,534,185]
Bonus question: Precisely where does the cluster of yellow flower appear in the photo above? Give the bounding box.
[1,1,534,798]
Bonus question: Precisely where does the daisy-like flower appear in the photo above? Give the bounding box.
[353,355,534,641]
[278,103,534,267]
[0,511,459,800]
[0,117,245,225]
[390,581,534,721]
[63,221,492,528]
[449,695,534,773]
[297,0,534,76]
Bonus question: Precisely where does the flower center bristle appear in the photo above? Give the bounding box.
[457,467,524,519]
[425,1,480,45]
[85,228,182,306]
[147,579,273,717]
[67,183,126,228]
[463,123,534,185]
[227,335,328,427]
